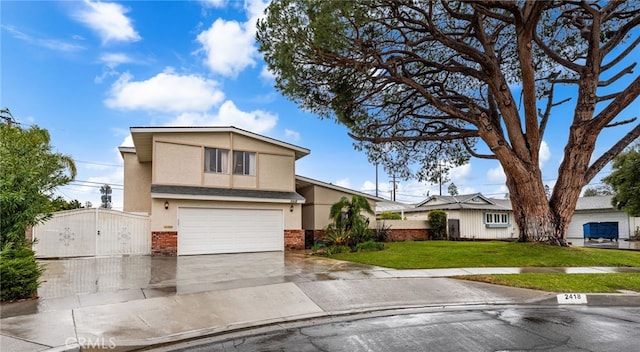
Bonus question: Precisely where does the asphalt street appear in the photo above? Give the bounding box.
[156,306,640,352]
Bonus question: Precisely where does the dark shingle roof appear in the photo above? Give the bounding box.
[151,185,305,203]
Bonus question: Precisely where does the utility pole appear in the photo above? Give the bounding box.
[375,163,379,197]
[389,175,397,201]
[1,108,15,126]
[100,184,112,209]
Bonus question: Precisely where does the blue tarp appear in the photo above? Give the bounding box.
[583,222,619,240]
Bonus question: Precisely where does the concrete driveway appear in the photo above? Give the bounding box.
[37,251,382,299]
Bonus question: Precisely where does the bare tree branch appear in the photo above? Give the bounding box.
[585,123,640,183]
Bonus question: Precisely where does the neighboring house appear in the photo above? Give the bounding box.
[119,126,385,256]
[397,193,518,240]
[566,195,638,240]
[295,175,385,245]
[387,193,638,241]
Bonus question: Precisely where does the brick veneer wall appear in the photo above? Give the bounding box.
[387,229,430,242]
[284,229,305,250]
[312,230,326,243]
[151,231,178,256]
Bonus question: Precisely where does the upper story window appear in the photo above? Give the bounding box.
[484,212,509,227]
[204,148,229,174]
[233,151,256,176]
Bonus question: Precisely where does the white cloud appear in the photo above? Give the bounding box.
[105,70,225,112]
[73,0,141,44]
[539,140,551,167]
[100,52,133,68]
[284,129,300,141]
[2,24,85,52]
[335,178,352,189]
[199,0,227,8]
[196,18,256,77]
[195,0,268,77]
[260,65,276,81]
[119,135,134,148]
[169,100,277,134]
[449,163,472,182]
[487,165,506,183]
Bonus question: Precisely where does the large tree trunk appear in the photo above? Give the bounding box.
[502,159,568,246]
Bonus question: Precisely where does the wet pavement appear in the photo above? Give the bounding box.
[568,237,640,250]
[1,250,639,352]
[162,306,640,352]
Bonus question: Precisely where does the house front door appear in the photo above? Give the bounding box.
[448,219,460,240]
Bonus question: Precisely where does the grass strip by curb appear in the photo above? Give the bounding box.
[456,273,640,293]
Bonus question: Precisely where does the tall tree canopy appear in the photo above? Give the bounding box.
[603,143,640,216]
[0,114,77,247]
[257,0,640,245]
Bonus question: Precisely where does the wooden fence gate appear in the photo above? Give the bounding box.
[32,208,150,258]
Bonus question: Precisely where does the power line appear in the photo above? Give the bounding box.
[74,160,123,168]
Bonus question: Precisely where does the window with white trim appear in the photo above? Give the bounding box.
[484,212,509,227]
[204,148,229,174]
[233,151,256,176]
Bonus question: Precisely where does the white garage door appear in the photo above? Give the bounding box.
[178,207,284,255]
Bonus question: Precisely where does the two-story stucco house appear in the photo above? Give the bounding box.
[119,126,311,256]
[119,126,384,256]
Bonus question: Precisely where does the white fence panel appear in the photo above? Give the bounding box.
[32,209,96,258]
[96,210,150,256]
[32,208,150,258]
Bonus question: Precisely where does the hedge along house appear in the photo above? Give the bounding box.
[119,126,310,256]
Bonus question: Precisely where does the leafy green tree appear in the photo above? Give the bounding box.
[49,197,84,211]
[258,1,640,246]
[583,185,614,197]
[0,117,77,247]
[448,183,459,196]
[603,144,640,216]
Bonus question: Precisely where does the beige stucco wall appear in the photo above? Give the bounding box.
[122,152,152,214]
[154,142,202,185]
[380,219,429,230]
[258,154,294,190]
[150,198,301,232]
[300,185,377,230]
[149,132,296,192]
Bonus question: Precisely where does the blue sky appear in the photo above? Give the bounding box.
[2,1,638,210]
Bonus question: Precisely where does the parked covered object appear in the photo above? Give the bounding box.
[583,222,619,241]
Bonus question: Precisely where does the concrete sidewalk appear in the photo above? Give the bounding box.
[1,266,639,352]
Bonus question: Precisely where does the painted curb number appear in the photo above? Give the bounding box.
[557,293,588,304]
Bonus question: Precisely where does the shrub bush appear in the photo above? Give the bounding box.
[326,245,351,255]
[356,240,385,252]
[0,244,44,302]
[374,221,391,242]
[377,211,402,220]
[428,210,448,240]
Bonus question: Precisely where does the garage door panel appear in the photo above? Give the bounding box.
[178,208,283,255]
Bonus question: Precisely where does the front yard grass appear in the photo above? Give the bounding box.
[458,273,640,293]
[330,241,640,268]
[329,241,640,293]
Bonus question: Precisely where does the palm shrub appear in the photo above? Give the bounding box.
[0,244,44,301]
[320,195,382,252]
[428,210,448,240]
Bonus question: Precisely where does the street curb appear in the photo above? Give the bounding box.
[56,295,640,352]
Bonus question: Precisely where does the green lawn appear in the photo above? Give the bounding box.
[458,273,640,293]
[330,241,640,269]
[329,241,640,293]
